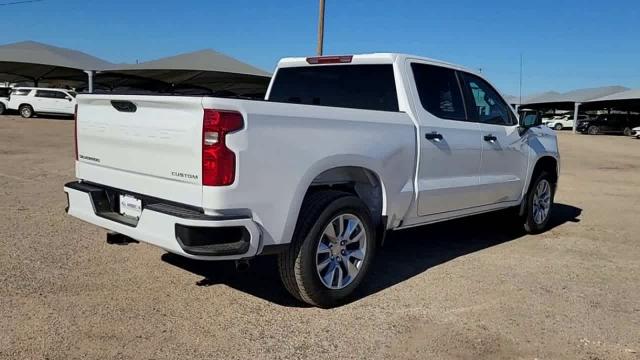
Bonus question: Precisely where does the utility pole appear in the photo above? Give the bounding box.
[317,0,325,55]
[519,53,523,106]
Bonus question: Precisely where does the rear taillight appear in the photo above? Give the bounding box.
[74,104,78,160]
[202,109,243,186]
[306,55,353,64]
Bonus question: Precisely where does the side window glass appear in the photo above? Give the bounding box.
[462,73,514,126]
[36,90,57,98]
[12,89,30,96]
[411,63,466,121]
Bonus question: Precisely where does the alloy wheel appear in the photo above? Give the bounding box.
[315,213,367,289]
[532,179,552,225]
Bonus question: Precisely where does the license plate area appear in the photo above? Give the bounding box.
[119,194,142,219]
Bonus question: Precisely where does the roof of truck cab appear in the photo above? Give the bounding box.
[276,53,480,75]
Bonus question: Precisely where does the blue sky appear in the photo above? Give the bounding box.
[1,0,639,96]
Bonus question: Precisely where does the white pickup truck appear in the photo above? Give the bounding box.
[65,53,559,307]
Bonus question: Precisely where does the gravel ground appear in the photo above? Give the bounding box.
[1,114,639,360]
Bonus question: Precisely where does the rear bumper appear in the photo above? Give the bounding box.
[64,181,261,260]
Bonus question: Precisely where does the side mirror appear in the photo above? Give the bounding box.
[521,113,540,127]
[518,111,541,135]
[66,96,73,101]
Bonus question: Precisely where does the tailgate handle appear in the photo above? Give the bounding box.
[111,100,137,113]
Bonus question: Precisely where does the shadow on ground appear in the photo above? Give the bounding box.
[1,110,73,120]
[161,203,582,307]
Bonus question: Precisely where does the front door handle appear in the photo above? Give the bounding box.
[484,134,497,142]
[425,132,443,141]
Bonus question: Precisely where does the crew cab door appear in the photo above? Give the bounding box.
[459,72,528,205]
[408,62,485,216]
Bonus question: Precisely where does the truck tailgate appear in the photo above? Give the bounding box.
[75,95,204,207]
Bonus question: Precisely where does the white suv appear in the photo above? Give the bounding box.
[0,87,10,115]
[8,87,77,118]
[544,114,589,130]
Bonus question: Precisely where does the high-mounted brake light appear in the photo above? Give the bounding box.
[74,104,78,160]
[202,109,244,186]
[306,55,353,64]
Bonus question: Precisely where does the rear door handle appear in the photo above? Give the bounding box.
[484,134,497,142]
[425,132,443,141]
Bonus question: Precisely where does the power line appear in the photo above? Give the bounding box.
[0,0,45,6]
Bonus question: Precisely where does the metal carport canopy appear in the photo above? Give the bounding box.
[581,89,640,112]
[521,86,630,133]
[522,86,629,110]
[0,41,112,90]
[98,49,271,97]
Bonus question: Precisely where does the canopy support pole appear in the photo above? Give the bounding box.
[572,102,581,134]
[85,70,95,93]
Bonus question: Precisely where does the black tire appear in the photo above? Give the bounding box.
[523,171,555,234]
[278,190,376,307]
[587,125,599,135]
[0,103,5,115]
[19,105,33,118]
[554,123,563,131]
[623,127,633,136]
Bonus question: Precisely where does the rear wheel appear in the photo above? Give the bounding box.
[19,105,33,118]
[588,125,599,135]
[523,171,555,234]
[0,103,5,115]
[554,123,563,131]
[623,127,633,136]
[278,190,375,307]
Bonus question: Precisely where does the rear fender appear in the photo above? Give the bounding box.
[279,155,387,247]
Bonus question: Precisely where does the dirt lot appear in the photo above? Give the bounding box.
[1,114,639,360]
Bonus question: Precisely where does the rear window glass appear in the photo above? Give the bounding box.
[0,88,10,97]
[269,64,399,112]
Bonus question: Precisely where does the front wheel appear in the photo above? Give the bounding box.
[554,123,563,131]
[623,127,633,136]
[588,125,599,135]
[278,191,375,307]
[523,172,555,234]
